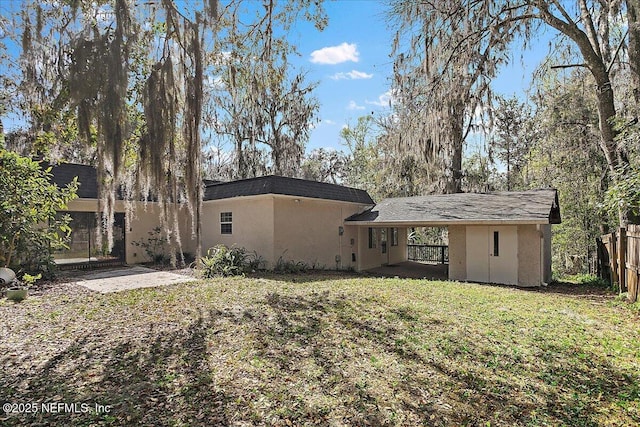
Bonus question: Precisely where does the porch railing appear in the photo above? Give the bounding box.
[408,244,448,264]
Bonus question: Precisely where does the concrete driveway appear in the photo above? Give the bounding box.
[64,266,197,293]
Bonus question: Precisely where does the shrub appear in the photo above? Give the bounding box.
[274,256,309,273]
[566,273,610,287]
[199,245,251,278]
[132,226,172,265]
[0,150,78,275]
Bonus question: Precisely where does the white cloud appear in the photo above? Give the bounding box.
[366,90,393,107]
[348,100,365,110]
[330,70,373,80]
[310,42,359,65]
[323,119,337,125]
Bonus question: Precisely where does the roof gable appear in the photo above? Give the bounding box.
[346,189,561,224]
[204,175,374,204]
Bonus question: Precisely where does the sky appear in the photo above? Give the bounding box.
[0,0,554,156]
[287,0,395,153]
[289,1,553,154]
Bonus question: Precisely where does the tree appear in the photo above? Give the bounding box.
[300,148,347,184]
[527,68,611,274]
[387,0,527,193]
[210,0,325,178]
[490,96,536,190]
[387,0,636,224]
[461,151,499,193]
[9,0,220,264]
[0,149,77,274]
[530,0,632,226]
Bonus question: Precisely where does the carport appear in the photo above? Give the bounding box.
[345,189,561,287]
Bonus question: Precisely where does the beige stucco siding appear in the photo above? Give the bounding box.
[387,227,408,265]
[517,224,543,287]
[63,199,195,265]
[356,227,380,271]
[541,224,552,283]
[273,197,365,270]
[448,225,466,281]
[202,196,275,267]
[126,203,195,264]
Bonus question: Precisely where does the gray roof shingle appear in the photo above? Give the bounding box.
[49,163,99,199]
[204,175,374,204]
[50,164,373,205]
[345,189,561,224]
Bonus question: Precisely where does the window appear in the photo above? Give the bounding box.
[221,212,232,234]
[391,228,399,246]
[368,227,377,249]
[493,231,499,256]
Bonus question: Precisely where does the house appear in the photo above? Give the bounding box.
[50,164,373,269]
[51,163,560,286]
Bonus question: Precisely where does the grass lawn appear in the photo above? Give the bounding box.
[1,274,639,426]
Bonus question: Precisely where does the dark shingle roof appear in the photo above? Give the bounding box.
[204,175,374,204]
[346,189,561,224]
[49,163,99,199]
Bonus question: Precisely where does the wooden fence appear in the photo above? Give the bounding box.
[597,224,640,302]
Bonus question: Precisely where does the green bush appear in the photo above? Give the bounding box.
[274,256,309,273]
[565,273,610,287]
[199,245,262,278]
[132,226,172,265]
[0,150,78,276]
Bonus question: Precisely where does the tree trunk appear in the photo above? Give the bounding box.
[627,0,640,104]
[591,68,629,226]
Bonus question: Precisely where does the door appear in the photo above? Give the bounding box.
[380,228,389,265]
[466,226,518,285]
[488,226,518,285]
[466,226,489,282]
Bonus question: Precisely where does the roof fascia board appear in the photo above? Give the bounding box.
[344,219,550,226]
[204,193,373,205]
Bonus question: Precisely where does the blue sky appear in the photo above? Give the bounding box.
[287,0,394,153]
[291,1,553,154]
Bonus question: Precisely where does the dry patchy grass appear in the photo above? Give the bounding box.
[1,274,639,426]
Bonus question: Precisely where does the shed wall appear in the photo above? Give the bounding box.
[517,224,543,287]
[448,225,467,281]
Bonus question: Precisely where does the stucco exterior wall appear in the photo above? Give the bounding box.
[64,199,195,265]
[448,225,466,281]
[542,224,552,283]
[201,196,275,267]
[517,224,543,287]
[387,227,408,265]
[356,227,381,271]
[125,203,195,264]
[272,196,365,270]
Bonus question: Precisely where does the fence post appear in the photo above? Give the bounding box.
[619,227,626,295]
[440,246,445,264]
[611,231,619,287]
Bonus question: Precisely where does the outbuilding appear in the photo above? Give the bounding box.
[345,190,561,287]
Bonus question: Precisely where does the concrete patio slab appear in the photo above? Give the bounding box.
[66,266,196,293]
[366,261,449,280]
